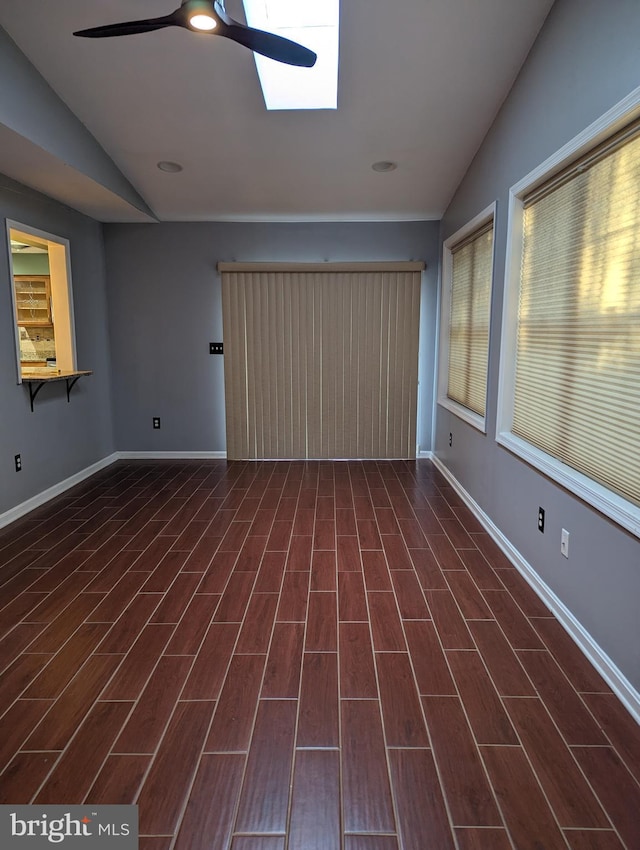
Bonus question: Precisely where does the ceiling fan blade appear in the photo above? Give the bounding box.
[73,2,317,67]
[215,9,316,67]
[73,13,179,39]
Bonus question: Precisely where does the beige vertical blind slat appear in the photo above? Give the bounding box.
[221,266,422,460]
[513,125,640,507]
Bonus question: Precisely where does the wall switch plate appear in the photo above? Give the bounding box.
[153,417,161,430]
[210,342,224,354]
[561,528,570,558]
[538,507,545,533]
[15,454,22,472]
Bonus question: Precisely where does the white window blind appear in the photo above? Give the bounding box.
[447,223,494,417]
[512,121,640,508]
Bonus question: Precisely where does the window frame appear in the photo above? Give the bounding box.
[437,202,496,433]
[5,219,78,384]
[496,87,640,539]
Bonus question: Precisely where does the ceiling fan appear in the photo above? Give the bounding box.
[73,0,317,67]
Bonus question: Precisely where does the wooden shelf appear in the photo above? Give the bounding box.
[21,369,93,411]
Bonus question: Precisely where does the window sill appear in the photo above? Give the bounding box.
[437,397,487,434]
[496,431,640,540]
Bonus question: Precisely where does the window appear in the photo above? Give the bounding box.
[438,204,495,432]
[242,0,339,110]
[6,221,77,382]
[498,99,640,537]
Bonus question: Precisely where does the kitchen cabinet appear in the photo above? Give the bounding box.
[14,275,52,326]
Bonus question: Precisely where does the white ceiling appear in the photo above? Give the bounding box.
[0,0,555,223]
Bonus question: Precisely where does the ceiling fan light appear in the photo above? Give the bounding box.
[189,13,217,30]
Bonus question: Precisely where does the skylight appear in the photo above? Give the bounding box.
[241,0,339,110]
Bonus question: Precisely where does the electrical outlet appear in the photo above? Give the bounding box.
[153,417,161,430]
[209,342,224,354]
[449,432,453,447]
[14,454,22,472]
[561,528,570,558]
[538,507,545,533]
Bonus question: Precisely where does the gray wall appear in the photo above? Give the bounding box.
[436,0,640,688]
[0,174,115,515]
[103,220,439,455]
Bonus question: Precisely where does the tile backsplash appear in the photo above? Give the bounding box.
[19,325,56,362]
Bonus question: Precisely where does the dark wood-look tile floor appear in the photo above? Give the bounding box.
[1,459,639,849]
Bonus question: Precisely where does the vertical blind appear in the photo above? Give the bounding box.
[513,121,640,507]
[220,263,423,460]
[447,224,494,416]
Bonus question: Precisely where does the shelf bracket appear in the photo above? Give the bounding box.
[27,381,46,413]
[65,375,82,403]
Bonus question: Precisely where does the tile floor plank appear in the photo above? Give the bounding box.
[454,828,514,849]
[25,654,123,750]
[288,750,341,850]
[344,838,399,850]
[205,654,266,752]
[276,571,309,622]
[388,748,456,850]
[468,621,536,696]
[571,746,640,850]
[234,700,297,834]
[85,754,150,805]
[341,700,396,834]
[35,700,133,804]
[114,655,193,753]
[583,692,640,784]
[481,746,569,850]
[425,589,474,648]
[100,623,175,701]
[0,699,54,770]
[261,622,304,698]
[375,653,429,748]
[390,570,430,619]
[231,837,286,849]
[367,592,406,651]
[404,621,456,695]
[339,571,369,622]
[0,752,61,804]
[136,700,214,835]
[164,593,220,654]
[563,831,626,850]
[409,548,448,589]
[446,650,518,744]
[339,622,378,699]
[305,591,337,650]
[516,650,607,745]
[235,593,279,654]
[504,697,610,828]
[297,652,339,748]
[180,622,240,700]
[422,696,502,826]
[173,753,245,850]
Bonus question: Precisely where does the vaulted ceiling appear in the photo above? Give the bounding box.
[0,0,555,223]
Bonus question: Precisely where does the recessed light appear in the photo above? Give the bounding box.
[157,161,183,173]
[372,161,397,173]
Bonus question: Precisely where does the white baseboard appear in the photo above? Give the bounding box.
[0,453,120,530]
[431,454,640,725]
[417,450,434,459]
[116,451,227,460]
